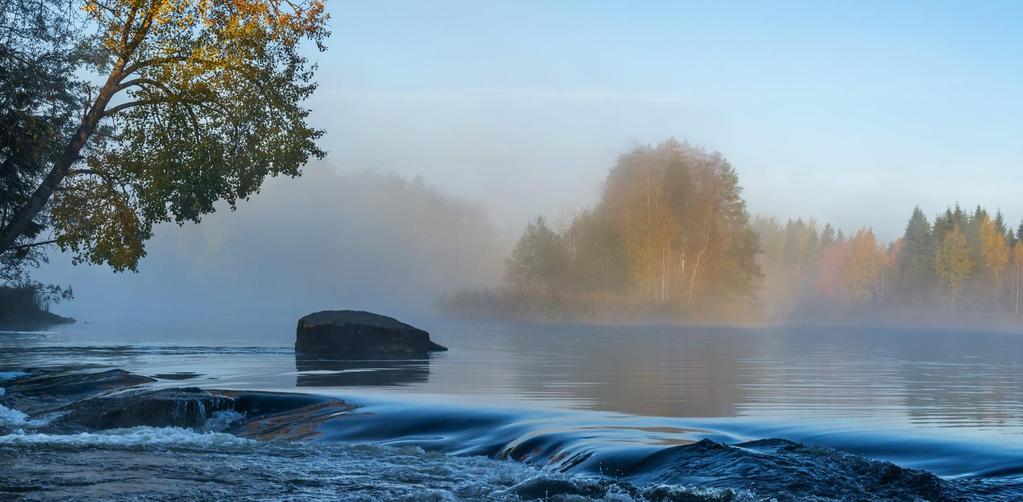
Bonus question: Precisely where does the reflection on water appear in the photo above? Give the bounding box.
[2,318,1023,436]
[294,353,430,387]
[3,318,1023,492]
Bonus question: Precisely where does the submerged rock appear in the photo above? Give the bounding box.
[623,438,957,501]
[57,387,235,430]
[50,384,356,436]
[295,310,447,354]
[1,368,157,415]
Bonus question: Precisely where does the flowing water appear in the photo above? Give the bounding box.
[1,316,1022,500]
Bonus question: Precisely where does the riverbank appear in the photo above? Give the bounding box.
[0,287,74,331]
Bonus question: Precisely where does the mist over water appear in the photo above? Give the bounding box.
[35,167,504,323]
[3,322,1023,500]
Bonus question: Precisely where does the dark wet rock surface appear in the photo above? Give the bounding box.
[623,438,959,501]
[0,366,1017,501]
[151,371,202,380]
[0,369,359,440]
[295,310,447,354]
[1,367,156,416]
[55,387,236,430]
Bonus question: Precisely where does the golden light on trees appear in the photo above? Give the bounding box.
[1,0,328,273]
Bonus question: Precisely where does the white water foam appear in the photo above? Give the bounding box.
[0,403,56,429]
[0,426,251,447]
[200,409,246,432]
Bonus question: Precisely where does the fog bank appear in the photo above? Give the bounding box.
[36,167,505,321]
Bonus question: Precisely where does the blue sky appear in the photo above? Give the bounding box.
[310,1,1022,238]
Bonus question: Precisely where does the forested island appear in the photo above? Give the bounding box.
[444,139,1023,324]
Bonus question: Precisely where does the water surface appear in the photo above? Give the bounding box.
[2,317,1022,500]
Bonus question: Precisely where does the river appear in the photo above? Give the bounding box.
[1,317,1021,500]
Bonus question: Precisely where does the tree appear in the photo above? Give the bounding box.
[1,0,328,276]
[995,210,1011,242]
[977,214,1009,305]
[820,223,836,248]
[1,0,85,293]
[1013,242,1023,316]
[843,228,882,303]
[564,209,627,292]
[933,225,974,306]
[895,207,933,304]
[506,216,569,293]
[599,140,760,311]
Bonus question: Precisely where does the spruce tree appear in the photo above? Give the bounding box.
[896,207,933,304]
[820,223,836,248]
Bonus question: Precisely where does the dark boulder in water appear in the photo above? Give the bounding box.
[57,387,235,430]
[295,310,447,354]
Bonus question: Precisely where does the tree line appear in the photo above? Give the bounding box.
[758,205,1023,318]
[444,139,762,321]
[445,139,1023,323]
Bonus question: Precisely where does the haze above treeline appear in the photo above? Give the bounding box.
[12,1,1023,326]
[444,139,1023,324]
[36,137,1023,327]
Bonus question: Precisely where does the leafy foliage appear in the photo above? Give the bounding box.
[449,140,763,321]
[933,225,973,303]
[1,0,329,282]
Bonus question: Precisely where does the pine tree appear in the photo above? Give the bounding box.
[820,223,836,248]
[995,210,1009,240]
[896,207,933,304]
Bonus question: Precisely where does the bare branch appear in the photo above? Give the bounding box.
[2,239,59,253]
[102,98,163,117]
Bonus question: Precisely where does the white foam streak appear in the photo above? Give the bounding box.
[0,426,251,447]
[0,404,56,429]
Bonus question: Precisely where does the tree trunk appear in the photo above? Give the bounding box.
[686,219,712,306]
[0,61,126,254]
[1010,265,1018,316]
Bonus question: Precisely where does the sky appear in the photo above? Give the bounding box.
[309,0,1023,240]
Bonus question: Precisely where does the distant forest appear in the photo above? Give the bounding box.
[443,139,1023,323]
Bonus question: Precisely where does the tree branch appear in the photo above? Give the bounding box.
[102,98,164,117]
[2,239,59,253]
